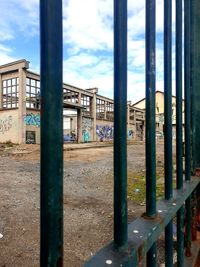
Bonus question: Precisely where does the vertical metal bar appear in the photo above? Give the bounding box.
[164,1,173,266]
[176,1,184,266]
[190,0,195,174]
[164,0,173,200]
[114,0,128,248]
[184,1,191,183]
[40,1,63,266]
[190,0,200,246]
[176,0,183,191]
[184,0,192,257]
[190,0,200,172]
[145,0,157,265]
[145,0,156,218]
[177,207,185,265]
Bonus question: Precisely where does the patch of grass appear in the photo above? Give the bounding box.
[127,171,166,204]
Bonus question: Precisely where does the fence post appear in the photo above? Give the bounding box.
[145,0,157,266]
[164,1,173,266]
[114,0,128,248]
[176,1,184,265]
[40,0,63,266]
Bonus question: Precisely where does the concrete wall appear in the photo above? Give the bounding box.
[82,117,93,142]
[0,109,19,143]
[24,109,40,144]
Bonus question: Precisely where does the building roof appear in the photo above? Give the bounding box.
[132,90,184,107]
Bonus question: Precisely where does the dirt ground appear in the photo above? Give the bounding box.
[0,142,165,267]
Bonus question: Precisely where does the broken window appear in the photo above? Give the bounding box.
[2,78,19,109]
[26,78,40,109]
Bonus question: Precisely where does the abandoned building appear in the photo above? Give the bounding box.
[0,59,145,144]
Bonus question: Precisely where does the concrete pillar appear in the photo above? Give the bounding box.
[70,118,73,133]
[127,101,131,128]
[0,74,2,109]
[104,101,107,120]
[87,88,98,142]
[92,94,97,141]
[18,68,27,144]
[78,92,81,105]
[134,110,136,125]
[77,109,83,143]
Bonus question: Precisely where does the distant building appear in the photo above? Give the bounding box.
[133,90,184,139]
[0,59,145,144]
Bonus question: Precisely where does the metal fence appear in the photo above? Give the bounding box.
[40,0,200,266]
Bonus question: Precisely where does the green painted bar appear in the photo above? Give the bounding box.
[184,0,192,257]
[175,1,184,265]
[114,0,128,248]
[164,1,173,266]
[40,0,63,266]
[184,0,191,182]
[190,0,200,171]
[185,196,192,256]
[83,178,200,267]
[176,0,183,189]
[145,0,157,265]
[145,0,156,218]
[164,0,172,200]
[177,206,185,266]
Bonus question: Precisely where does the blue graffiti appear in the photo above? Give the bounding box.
[96,125,113,141]
[128,129,134,139]
[25,113,40,127]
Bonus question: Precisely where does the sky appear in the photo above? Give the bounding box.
[0,0,177,103]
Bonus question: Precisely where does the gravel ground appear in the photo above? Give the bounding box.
[0,143,170,267]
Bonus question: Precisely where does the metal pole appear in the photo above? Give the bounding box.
[145,0,157,265]
[40,0,63,266]
[114,0,128,248]
[184,0,192,257]
[176,1,184,266]
[145,0,156,218]
[164,1,173,266]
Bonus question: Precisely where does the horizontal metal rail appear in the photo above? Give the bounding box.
[84,178,200,266]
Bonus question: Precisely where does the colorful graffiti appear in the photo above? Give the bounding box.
[0,116,12,134]
[25,113,40,127]
[96,125,113,141]
[128,129,134,139]
[82,117,92,142]
[83,130,90,142]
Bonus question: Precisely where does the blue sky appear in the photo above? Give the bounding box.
[0,0,177,103]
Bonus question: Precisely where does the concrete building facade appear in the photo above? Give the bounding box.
[133,90,184,139]
[0,60,145,144]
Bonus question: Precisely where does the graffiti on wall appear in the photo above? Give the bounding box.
[25,113,40,127]
[96,125,113,141]
[82,117,92,142]
[128,129,134,139]
[0,116,12,134]
[156,131,164,139]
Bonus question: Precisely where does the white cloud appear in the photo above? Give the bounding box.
[0,45,17,65]
[0,0,178,103]
[63,0,113,53]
